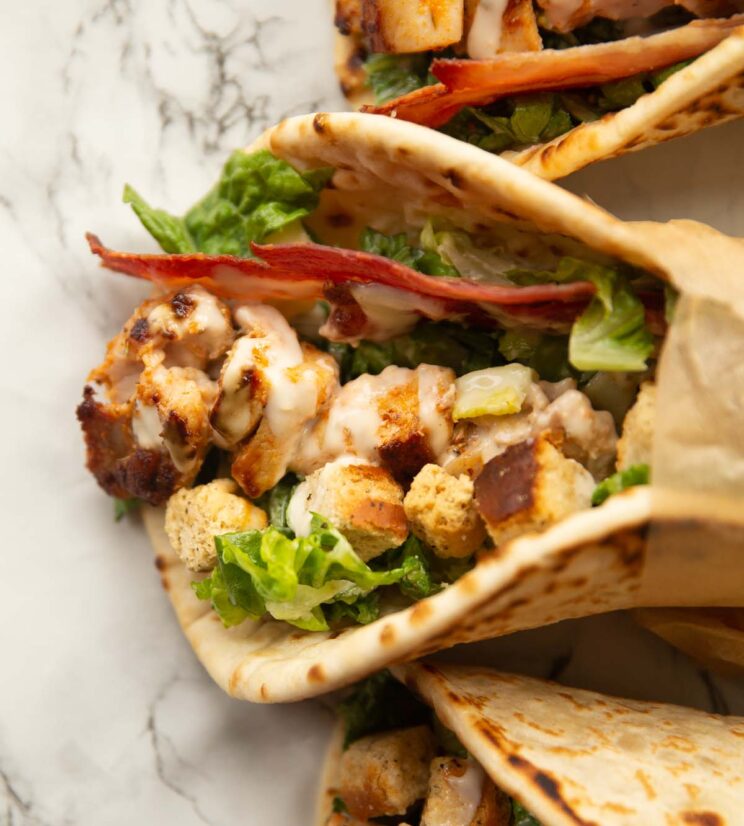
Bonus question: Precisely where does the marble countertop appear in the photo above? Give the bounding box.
[3,2,744,823]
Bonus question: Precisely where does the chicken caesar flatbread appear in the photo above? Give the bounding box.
[333,0,744,180]
[77,113,744,702]
[317,663,744,825]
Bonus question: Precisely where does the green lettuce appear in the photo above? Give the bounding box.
[499,330,572,382]
[253,473,298,532]
[194,515,423,631]
[565,260,654,372]
[364,52,432,103]
[124,149,332,255]
[338,671,430,747]
[361,227,459,276]
[328,320,502,382]
[592,464,650,506]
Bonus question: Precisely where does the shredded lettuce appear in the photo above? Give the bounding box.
[194,515,436,631]
[328,320,503,382]
[364,52,432,103]
[338,671,431,747]
[592,463,650,506]
[124,150,332,255]
[253,473,297,532]
[361,227,459,276]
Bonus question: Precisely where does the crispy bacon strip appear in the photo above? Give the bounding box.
[87,233,596,306]
[363,15,744,126]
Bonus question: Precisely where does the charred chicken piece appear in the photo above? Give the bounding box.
[77,286,234,504]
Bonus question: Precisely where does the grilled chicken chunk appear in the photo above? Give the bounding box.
[444,378,616,481]
[337,726,436,820]
[422,756,512,826]
[77,286,234,504]
[293,364,456,485]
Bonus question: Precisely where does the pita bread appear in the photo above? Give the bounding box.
[143,113,744,702]
[336,24,744,180]
[362,662,744,826]
[636,608,744,677]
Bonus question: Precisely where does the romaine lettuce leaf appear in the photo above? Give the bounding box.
[124,150,332,256]
[361,227,459,276]
[364,52,432,104]
[592,463,650,506]
[114,497,140,522]
[566,260,654,372]
[194,515,413,631]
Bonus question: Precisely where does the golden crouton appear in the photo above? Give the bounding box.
[288,461,408,561]
[404,464,486,558]
[422,757,512,826]
[616,382,656,471]
[474,437,594,547]
[164,479,267,571]
[338,726,436,820]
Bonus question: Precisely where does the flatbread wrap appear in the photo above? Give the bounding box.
[317,662,744,825]
[333,1,744,179]
[77,113,744,701]
[636,607,744,676]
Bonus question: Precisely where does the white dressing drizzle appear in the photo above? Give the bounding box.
[467,0,511,59]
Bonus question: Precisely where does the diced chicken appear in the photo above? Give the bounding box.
[616,381,656,470]
[444,378,616,480]
[293,364,455,485]
[337,726,436,820]
[474,436,595,547]
[404,464,486,558]
[78,287,234,504]
[466,0,542,59]
[230,343,339,498]
[165,479,267,572]
[287,460,408,561]
[422,757,512,826]
[534,387,617,479]
[362,0,464,53]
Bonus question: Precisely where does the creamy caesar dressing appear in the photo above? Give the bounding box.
[132,401,163,450]
[287,479,313,537]
[467,0,511,58]
[347,284,449,342]
[417,365,456,461]
[425,759,486,826]
[146,286,231,362]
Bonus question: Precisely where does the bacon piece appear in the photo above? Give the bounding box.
[364,15,744,125]
[87,233,596,306]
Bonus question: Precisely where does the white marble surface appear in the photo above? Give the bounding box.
[2,2,744,824]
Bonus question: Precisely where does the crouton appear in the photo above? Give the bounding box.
[337,726,436,820]
[404,464,486,558]
[164,478,267,571]
[474,437,594,547]
[287,460,408,561]
[422,757,512,826]
[617,382,656,471]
